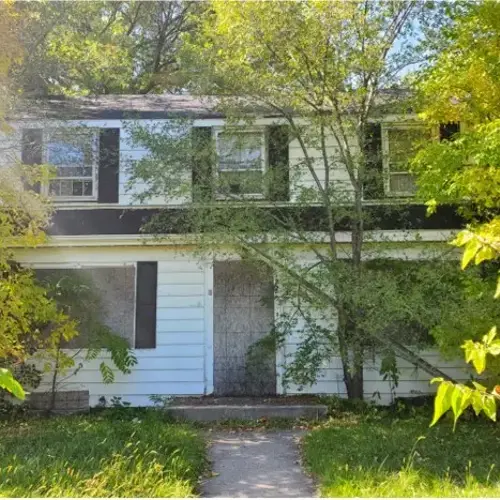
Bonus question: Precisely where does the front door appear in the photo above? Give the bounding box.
[213,261,276,395]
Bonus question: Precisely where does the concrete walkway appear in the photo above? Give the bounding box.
[202,430,316,498]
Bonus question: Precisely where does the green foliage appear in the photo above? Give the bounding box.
[0,369,25,400]
[0,412,206,497]
[304,416,500,497]
[15,1,200,95]
[0,171,79,400]
[413,1,500,427]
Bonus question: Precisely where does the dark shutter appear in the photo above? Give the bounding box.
[192,127,214,202]
[98,128,120,203]
[363,123,384,199]
[439,122,460,141]
[268,125,290,201]
[135,262,157,349]
[21,129,43,193]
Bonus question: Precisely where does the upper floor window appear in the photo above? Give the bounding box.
[215,129,266,198]
[382,124,434,197]
[44,129,98,200]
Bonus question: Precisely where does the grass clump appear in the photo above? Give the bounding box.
[303,414,500,497]
[0,409,206,497]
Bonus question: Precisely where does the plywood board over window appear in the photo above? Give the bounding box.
[34,267,136,348]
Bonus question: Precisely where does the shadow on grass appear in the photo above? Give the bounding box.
[0,409,206,497]
[303,414,500,497]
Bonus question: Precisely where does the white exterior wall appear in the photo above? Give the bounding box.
[15,245,213,407]
[275,250,471,405]
[289,132,355,201]
[2,117,357,207]
[15,241,470,407]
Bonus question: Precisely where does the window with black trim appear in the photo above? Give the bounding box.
[215,129,266,198]
[382,124,435,197]
[43,128,99,200]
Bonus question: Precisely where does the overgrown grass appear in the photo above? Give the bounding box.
[303,412,500,497]
[0,409,207,497]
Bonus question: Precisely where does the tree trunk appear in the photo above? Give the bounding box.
[337,306,365,400]
[342,342,364,400]
[345,368,364,400]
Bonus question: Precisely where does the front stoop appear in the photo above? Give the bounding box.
[168,404,327,422]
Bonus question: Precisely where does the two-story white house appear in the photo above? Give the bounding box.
[4,94,469,406]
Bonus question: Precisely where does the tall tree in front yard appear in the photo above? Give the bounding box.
[128,1,468,399]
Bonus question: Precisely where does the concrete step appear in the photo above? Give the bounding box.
[167,404,328,422]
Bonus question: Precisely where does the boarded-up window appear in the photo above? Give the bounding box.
[35,267,135,348]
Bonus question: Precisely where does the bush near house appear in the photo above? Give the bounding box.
[303,411,500,497]
[0,410,206,497]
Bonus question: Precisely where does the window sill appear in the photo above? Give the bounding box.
[384,192,417,198]
[215,194,266,201]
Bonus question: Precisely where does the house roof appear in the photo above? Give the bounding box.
[14,94,278,121]
[13,89,410,121]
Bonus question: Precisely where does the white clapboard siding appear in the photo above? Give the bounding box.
[0,131,21,166]
[289,132,357,201]
[283,351,472,405]
[19,246,212,406]
[276,277,471,405]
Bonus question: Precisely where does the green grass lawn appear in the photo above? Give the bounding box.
[0,410,207,497]
[303,412,500,497]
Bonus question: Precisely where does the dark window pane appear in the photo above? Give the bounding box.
[72,181,83,196]
[49,180,60,196]
[60,180,73,196]
[218,170,263,195]
[83,181,93,196]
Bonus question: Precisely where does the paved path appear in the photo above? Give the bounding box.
[202,430,316,498]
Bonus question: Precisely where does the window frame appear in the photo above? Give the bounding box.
[41,128,99,202]
[381,122,438,198]
[214,127,267,199]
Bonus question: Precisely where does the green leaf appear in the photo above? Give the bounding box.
[430,381,453,426]
[482,394,497,421]
[474,245,496,265]
[464,341,487,374]
[483,326,497,346]
[471,391,484,416]
[451,385,471,429]
[488,340,500,356]
[425,199,438,216]
[495,277,500,299]
[0,368,26,400]
[99,362,114,384]
[461,239,482,270]
[472,381,487,392]
[453,230,473,248]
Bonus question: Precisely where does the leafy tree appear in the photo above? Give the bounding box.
[411,1,500,424]
[0,3,137,404]
[0,0,64,400]
[128,1,462,399]
[14,1,199,95]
